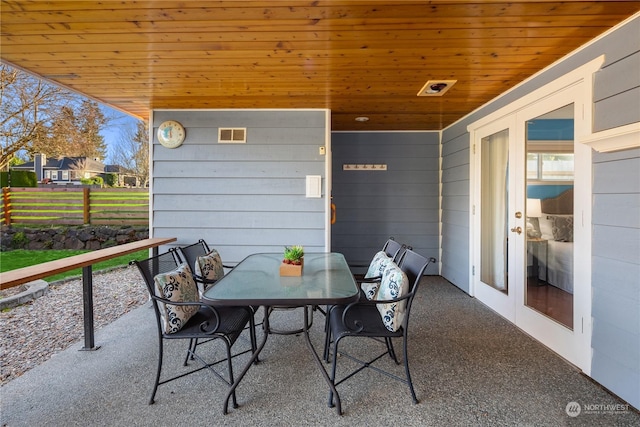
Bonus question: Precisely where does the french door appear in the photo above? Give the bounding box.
[470,82,591,373]
[471,115,520,322]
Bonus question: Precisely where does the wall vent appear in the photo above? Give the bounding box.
[218,128,247,143]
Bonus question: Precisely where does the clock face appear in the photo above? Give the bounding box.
[157,120,185,148]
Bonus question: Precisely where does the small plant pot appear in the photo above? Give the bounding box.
[279,258,304,276]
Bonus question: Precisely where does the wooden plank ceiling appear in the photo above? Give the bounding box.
[1,1,639,131]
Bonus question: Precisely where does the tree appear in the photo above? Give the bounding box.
[110,120,149,187]
[29,99,107,160]
[1,65,109,169]
[0,65,71,169]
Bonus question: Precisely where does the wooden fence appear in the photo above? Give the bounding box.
[1,187,149,226]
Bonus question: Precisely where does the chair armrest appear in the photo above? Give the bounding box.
[338,291,414,332]
[349,263,369,268]
[192,274,218,286]
[350,291,413,307]
[357,275,381,283]
[149,294,234,334]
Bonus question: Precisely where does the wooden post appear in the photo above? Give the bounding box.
[83,187,90,224]
[3,187,10,225]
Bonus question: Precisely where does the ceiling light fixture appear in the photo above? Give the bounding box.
[355,116,369,122]
[417,80,457,97]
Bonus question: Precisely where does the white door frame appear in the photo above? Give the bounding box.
[468,56,603,373]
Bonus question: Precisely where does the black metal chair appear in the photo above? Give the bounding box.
[323,238,408,358]
[131,249,256,407]
[176,240,235,294]
[351,237,407,282]
[175,239,259,357]
[324,249,435,413]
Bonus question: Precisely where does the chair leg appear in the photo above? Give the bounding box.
[385,337,400,364]
[248,310,260,364]
[184,338,196,366]
[150,335,163,405]
[327,335,342,409]
[323,323,332,362]
[225,343,239,409]
[402,336,418,404]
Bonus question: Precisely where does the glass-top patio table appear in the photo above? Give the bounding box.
[201,252,359,415]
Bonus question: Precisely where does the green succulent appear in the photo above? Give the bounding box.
[283,245,304,264]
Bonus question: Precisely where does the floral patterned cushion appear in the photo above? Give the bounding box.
[375,262,409,332]
[154,263,199,334]
[361,251,393,300]
[194,249,225,294]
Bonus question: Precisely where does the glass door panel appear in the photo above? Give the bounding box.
[480,129,509,293]
[471,115,520,323]
[524,105,574,330]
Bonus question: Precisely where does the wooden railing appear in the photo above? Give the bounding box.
[1,187,149,226]
[0,237,177,350]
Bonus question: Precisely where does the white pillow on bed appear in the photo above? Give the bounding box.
[539,216,554,240]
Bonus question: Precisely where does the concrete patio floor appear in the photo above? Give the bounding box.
[1,276,638,426]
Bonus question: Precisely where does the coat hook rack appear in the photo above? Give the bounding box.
[342,164,387,171]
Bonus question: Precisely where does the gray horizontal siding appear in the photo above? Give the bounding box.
[593,87,640,131]
[153,144,323,162]
[591,148,640,409]
[154,194,322,212]
[593,50,640,131]
[441,129,470,292]
[156,161,322,178]
[153,177,312,195]
[331,131,440,275]
[151,109,327,264]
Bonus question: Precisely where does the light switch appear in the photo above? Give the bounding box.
[306,175,322,198]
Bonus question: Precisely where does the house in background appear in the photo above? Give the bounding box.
[13,154,104,184]
[104,164,140,187]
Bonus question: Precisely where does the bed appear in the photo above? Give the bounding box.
[533,188,574,294]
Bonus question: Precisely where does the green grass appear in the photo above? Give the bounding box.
[0,249,149,282]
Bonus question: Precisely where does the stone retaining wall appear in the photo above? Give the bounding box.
[1,225,149,251]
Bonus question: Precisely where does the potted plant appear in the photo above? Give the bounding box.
[280,245,304,276]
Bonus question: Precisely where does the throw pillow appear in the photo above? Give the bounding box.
[154,263,199,334]
[194,249,225,294]
[375,262,409,332]
[539,216,554,240]
[551,215,573,242]
[361,251,393,300]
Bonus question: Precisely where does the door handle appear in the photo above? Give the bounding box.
[331,203,336,225]
[511,226,522,234]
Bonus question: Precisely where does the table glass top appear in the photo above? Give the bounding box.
[201,253,358,306]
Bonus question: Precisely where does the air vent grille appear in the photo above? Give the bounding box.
[417,80,457,97]
[218,128,246,143]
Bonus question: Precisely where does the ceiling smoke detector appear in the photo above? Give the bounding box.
[417,80,457,96]
[355,116,369,122]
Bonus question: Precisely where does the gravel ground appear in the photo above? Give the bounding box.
[0,266,148,385]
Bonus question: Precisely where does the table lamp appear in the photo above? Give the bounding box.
[526,198,542,238]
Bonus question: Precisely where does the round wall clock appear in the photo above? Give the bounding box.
[157,120,186,148]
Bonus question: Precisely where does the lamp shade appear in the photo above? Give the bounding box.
[527,198,542,218]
